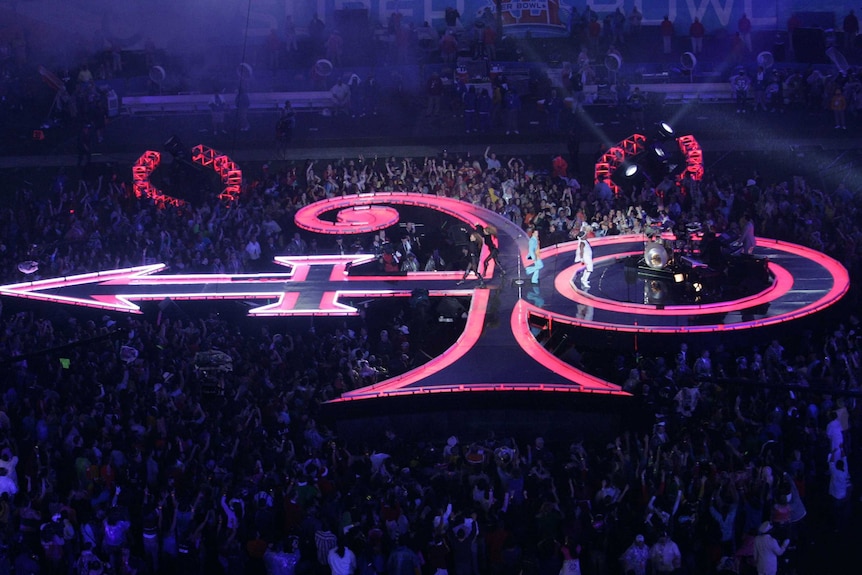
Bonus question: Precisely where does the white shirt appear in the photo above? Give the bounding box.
[246,239,261,260]
[829,458,850,499]
[826,419,843,452]
[331,82,351,106]
[328,547,356,575]
[649,539,680,573]
[575,239,593,271]
[753,534,787,575]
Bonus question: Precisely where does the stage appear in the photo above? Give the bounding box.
[0,193,850,437]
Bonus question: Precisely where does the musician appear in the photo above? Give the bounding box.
[457,225,486,287]
[700,224,724,270]
[525,228,543,284]
[740,213,756,255]
[731,68,751,113]
[481,225,505,277]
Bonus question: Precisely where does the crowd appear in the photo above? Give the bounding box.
[0,137,859,575]
[0,8,860,575]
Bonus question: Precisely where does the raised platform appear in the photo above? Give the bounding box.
[542,234,849,333]
[0,194,849,438]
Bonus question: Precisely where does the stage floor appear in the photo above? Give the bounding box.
[542,234,849,333]
[0,194,850,413]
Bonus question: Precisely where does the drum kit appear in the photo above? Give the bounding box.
[642,222,703,269]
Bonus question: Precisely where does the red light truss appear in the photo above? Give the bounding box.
[594,133,646,196]
[594,133,705,195]
[677,135,704,181]
[131,145,244,208]
[131,151,184,208]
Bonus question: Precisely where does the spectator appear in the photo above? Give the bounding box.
[276,100,297,158]
[426,73,443,117]
[738,13,752,52]
[328,539,357,575]
[753,522,789,575]
[209,90,228,134]
[830,88,847,129]
[827,449,851,530]
[660,16,674,55]
[503,87,521,134]
[844,10,859,51]
[236,87,251,131]
[649,532,681,574]
[331,78,351,117]
[619,534,649,575]
[689,17,705,54]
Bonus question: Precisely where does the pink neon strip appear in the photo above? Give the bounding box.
[0,264,166,292]
[334,292,629,401]
[103,272,297,285]
[510,300,628,394]
[544,237,847,325]
[294,192,491,236]
[553,252,792,315]
[246,292,301,315]
[334,289,492,400]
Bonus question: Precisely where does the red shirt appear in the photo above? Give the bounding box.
[661,20,674,37]
[690,22,705,38]
[552,156,568,178]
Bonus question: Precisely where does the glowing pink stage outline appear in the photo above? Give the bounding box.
[296,192,488,234]
[0,255,483,317]
[294,193,624,399]
[2,192,847,401]
[334,293,629,401]
[553,251,793,315]
[538,235,849,333]
[294,192,496,277]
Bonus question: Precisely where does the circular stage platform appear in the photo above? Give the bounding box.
[540,234,849,333]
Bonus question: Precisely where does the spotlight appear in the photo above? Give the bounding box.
[693,282,703,292]
[657,122,675,139]
[674,273,685,283]
[611,161,644,192]
[163,135,187,160]
[652,144,666,159]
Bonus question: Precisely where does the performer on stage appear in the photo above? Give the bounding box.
[457,225,486,287]
[740,213,756,255]
[525,228,543,284]
[482,225,505,277]
[575,232,594,289]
